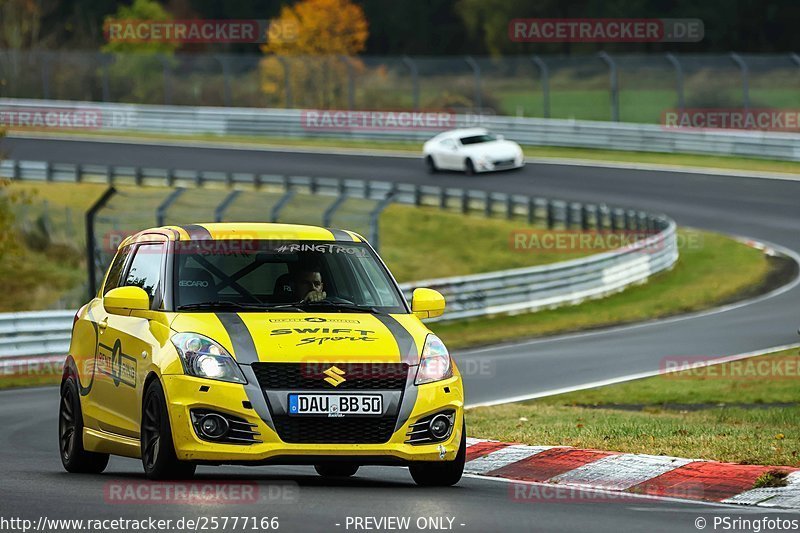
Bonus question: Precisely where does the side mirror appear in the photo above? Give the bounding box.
[411,288,446,319]
[104,286,150,315]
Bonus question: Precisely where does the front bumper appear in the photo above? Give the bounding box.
[161,374,464,464]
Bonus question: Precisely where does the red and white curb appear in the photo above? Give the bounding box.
[465,438,799,508]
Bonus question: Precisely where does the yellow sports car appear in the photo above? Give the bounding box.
[60,223,465,485]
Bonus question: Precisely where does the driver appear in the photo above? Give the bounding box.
[294,268,326,302]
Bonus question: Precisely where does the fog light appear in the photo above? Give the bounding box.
[429,414,452,439]
[199,414,229,439]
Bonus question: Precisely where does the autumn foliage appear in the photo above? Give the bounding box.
[260,0,369,108]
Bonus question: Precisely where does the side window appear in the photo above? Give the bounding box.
[103,246,132,295]
[124,243,165,309]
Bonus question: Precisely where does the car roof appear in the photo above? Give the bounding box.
[437,127,489,139]
[119,222,364,249]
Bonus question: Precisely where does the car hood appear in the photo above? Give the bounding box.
[459,140,521,158]
[170,312,430,365]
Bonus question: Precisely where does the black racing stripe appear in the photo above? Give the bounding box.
[375,314,418,364]
[179,224,213,240]
[216,313,259,364]
[327,228,354,241]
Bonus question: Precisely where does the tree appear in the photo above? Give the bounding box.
[259,0,369,108]
[101,0,177,103]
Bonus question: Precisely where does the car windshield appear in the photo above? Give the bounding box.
[459,133,496,145]
[172,240,406,313]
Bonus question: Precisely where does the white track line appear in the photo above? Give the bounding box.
[466,341,800,408]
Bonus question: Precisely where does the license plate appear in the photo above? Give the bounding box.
[288,394,383,417]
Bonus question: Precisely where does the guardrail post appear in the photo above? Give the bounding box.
[581,205,590,230]
[546,201,555,229]
[134,166,143,186]
[214,190,241,222]
[75,163,82,182]
[271,189,296,222]
[402,56,420,111]
[413,185,421,206]
[611,208,623,231]
[505,196,514,219]
[461,190,468,214]
[166,168,175,187]
[665,53,685,111]
[597,204,609,230]
[484,192,492,217]
[368,185,396,252]
[530,55,550,118]
[44,161,52,182]
[464,56,482,111]
[439,188,447,209]
[565,203,575,229]
[598,52,619,122]
[156,188,186,226]
[86,187,117,299]
[276,56,293,108]
[527,197,536,224]
[323,183,348,227]
[730,53,750,111]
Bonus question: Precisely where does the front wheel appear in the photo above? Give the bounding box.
[464,159,476,176]
[141,379,196,480]
[314,463,360,478]
[408,419,466,487]
[425,155,438,174]
[59,376,109,474]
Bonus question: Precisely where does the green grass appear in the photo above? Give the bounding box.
[3,181,585,312]
[20,128,800,175]
[435,229,772,349]
[468,348,800,466]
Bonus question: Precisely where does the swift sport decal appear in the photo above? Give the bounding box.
[269,327,378,346]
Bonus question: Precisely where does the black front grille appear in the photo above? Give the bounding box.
[271,416,397,444]
[493,158,516,167]
[252,362,408,390]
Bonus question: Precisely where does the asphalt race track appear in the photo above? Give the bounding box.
[0,135,798,532]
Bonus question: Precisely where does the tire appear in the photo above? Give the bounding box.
[408,419,466,487]
[141,379,196,480]
[314,463,360,478]
[59,376,110,474]
[425,155,438,174]
[464,159,475,176]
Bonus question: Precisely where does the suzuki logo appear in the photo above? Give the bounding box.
[323,366,346,387]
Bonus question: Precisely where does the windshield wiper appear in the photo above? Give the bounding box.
[176,301,269,311]
[293,300,385,314]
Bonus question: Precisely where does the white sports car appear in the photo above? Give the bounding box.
[422,128,524,174]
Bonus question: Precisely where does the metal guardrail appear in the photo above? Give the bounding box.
[0,159,678,356]
[3,98,800,161]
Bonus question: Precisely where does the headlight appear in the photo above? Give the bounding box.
[415,334,453,385]
[171,332,247,384]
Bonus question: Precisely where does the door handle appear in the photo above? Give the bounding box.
[97,318,108,333]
